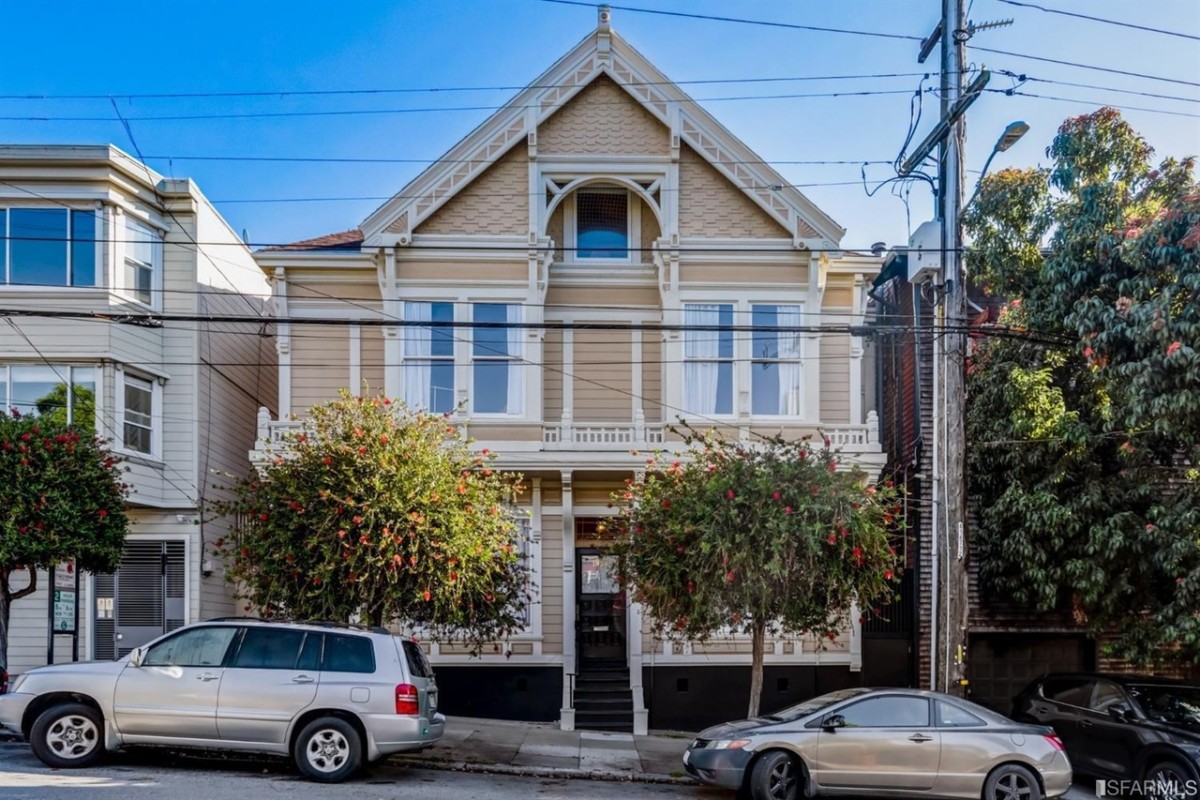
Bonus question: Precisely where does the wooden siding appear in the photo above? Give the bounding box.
[291,323,350,414]
[819,333,851,424]
[415,145,529,236]
[544,285,660,308]
[541,514,564,655]
[537,75,669,156]
[642,329,663,422]
[544,329,563,421]
[572,329,633,422]
[678,144,791,238]
[679,262,808,285]
[360,325,386,395]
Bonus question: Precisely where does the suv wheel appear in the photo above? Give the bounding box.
[30,702,104,769]
[1144,758,1198,800]
[294,716,362,783]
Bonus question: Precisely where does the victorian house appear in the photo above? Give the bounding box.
[0,145,275,679]
[252,10,886,732]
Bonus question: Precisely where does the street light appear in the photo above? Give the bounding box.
[968,121,1029,206]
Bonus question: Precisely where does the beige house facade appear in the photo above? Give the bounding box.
[253,11,884,733]
[0,145,275,678]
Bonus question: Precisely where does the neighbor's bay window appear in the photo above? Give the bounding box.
[0,365,95,432]
[472,303,523,415]
[1,208,97,288]
[121,372,156,455]
[402,301,456,413]
[751,304,803,415]
[124,217,160,305]
[682,303,734,415]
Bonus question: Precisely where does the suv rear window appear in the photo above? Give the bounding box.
[402,640,433,678]
[323,633,375,673]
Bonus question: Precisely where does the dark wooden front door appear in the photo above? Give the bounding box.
[578,550,625,663]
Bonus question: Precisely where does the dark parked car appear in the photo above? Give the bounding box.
[1014,673,1200,792]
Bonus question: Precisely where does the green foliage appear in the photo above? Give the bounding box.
[0,410,128,671]
[965,108,1200,664]
[610,427,901,714]
[211,392,530,651]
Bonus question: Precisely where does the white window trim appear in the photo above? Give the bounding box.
[563,190,641,266]
[115,366,163,461]
[0,205,102,290]
[121,216,163,312]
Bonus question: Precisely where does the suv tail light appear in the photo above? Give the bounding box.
[395,683,419,716]
[1044,734,1065,751]
[0,669,7,695]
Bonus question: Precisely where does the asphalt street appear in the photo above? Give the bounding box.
[0,741,1100,800]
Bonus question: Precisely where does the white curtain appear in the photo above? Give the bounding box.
[403,301,431,409]
[683,304,720,414]
[505,304,523,415]
[776,305,802,415]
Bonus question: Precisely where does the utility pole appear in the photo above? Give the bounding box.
[939,0,970,698]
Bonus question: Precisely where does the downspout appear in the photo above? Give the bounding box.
[929,293,941,692]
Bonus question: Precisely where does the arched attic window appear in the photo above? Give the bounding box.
[576,188,629,259]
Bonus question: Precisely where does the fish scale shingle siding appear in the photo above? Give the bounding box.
[537,75,668,155]
[415,146,529,236]
[677,145,791,238]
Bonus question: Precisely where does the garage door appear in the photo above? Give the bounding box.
[968,635,1095,715]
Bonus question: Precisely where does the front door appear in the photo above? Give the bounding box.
[577,550,625,664]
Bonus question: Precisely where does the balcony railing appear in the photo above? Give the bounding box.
[542,422,666,450]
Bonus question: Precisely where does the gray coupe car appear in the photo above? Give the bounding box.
[683,687,1072,799]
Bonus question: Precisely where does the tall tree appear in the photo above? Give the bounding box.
[0,412,127,677]
[211,393,531,651]
[964,108,1200,663]
[610,430,901,718]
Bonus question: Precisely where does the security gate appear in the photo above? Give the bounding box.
[94,541,186,659]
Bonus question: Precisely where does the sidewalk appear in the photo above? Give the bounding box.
[389,716,695,784]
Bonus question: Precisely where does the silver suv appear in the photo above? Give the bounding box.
[0,619,444,783]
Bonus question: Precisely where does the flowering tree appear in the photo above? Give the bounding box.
[610,429,902,718]
[0,412,127,677]
[211,393,530,651]
[964,109,1200,663]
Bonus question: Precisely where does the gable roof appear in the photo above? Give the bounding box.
[359,12,845,249]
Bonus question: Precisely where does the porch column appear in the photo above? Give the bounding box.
[849,274,866,424]
[382,248,402,400]
[274,268,291,416]
[559,470,576,731]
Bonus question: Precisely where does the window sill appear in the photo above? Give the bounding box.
[114,447,164,468]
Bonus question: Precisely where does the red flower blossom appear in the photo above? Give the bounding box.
[353,515,364,524]
[884,569,895,580]
[423,590,431,602]
[1167,341,1182,357]
[97,509,108,518]
[725,571,735,582]
[827,534,837,545]
[785,506,793,515]
[337,530,347,538]
[725,489,735,500]
[662,499,671,509]
[772,491,781,501]
[323,456,332,465]
[379,434,389,443]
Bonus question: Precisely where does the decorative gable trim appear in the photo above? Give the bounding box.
[360,25,843,249]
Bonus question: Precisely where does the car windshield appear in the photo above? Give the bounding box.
[762,688,873,722]
[1130,685,1200,729]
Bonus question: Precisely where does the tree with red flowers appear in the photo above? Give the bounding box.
[610,428,901,718]
[210,392,530,652]
[0,411,127,678]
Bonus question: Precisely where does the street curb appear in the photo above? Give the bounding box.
[388,756,694,785]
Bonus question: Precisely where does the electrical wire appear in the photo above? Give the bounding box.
[994,0,1200,42]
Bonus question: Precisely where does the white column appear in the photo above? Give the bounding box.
[849,599,863,672]
[382,249,402,400]
[849,274,866,425]
[348,324,361,395]
[559,470,576,731]
[274,268,291,416]
[561,329,574,442]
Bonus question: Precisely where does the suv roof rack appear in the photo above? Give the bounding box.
[204,616,390,635]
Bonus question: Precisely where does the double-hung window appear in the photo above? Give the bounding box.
[472,303,523,415]
[751,304,803,415]
[402,301,455,413]
[122,373,155,455]
[124,217,160,305]
[1,208,97,288]
[0,365,95,432]
[682,303,733,415]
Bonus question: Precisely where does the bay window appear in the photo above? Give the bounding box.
[121,373,155,455]
[402,301,456,413]
[682,303,734,415]
[0,365,95,432]
[472,303,523,415]
[1,207,97,287]
[751,304,803,415]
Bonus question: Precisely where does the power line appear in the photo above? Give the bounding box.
[988,89,1200,119]
[0,70,963,101]
[138,154,897,167]
[1011,74,1200,105]
[970,45,1200,88]
[994,0,1200,42]
[539,0,923,41]
[0,88,920,123]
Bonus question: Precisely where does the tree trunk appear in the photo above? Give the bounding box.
[0,568,38,676]
[748,618,766,719]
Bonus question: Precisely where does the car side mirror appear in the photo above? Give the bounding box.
[1108,704,1131,722]
[129,647,145,668]
[822,714,846,731]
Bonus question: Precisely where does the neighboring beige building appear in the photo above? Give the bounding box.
[0,145,276,677]
[253,10,883,733]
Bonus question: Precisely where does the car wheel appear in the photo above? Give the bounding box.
[1144,758,1198,800]
[293,716,362,783]
[983,763,1042,800]
[29,702,104,769]
[750,750,801,800]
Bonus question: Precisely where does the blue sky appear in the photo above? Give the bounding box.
[2,0,1197,250]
